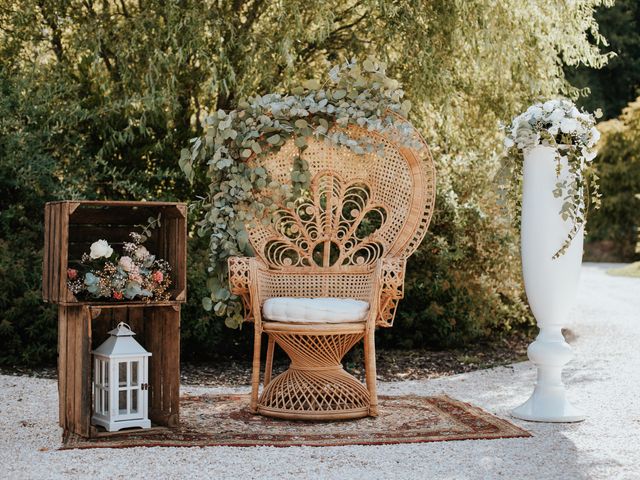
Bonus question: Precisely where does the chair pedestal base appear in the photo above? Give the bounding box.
[258,366,370,420]
[258,323,371,420]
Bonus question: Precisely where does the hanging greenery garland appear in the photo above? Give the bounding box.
[181,57,423,328]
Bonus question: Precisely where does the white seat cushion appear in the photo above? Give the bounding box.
[262,297,370,324]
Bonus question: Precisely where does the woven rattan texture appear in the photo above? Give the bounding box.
[228,122,435,420]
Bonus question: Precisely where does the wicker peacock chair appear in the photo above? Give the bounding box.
[228,122,436,420]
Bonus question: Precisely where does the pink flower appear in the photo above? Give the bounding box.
[151,270,164,283]
[118,256,134,272]
[112,291,123,300]
[67,268,78,280]
[129,273,143,284]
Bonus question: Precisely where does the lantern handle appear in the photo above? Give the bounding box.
[108,322,136,336]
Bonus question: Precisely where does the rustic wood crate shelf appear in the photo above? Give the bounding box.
[43,200,187,305]
[43,201,187,439]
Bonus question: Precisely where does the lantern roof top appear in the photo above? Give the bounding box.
[108,322,136,337]
[92,322,151,358]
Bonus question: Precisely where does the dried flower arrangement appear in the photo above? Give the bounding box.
[67,231,172,302]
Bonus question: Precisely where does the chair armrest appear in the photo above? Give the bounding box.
[375,257,407,327]
[228,256,257,323]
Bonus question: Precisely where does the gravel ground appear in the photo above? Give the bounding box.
[1,263,638,480]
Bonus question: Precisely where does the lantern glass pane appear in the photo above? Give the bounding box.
[94,385,101,412]
[118,362,127,387]
[119,390,127,414]
[104,362,108,387]
[104,391,109,413]
[131,389,138,414]
[131,361,138,386]
[95,359,100,385]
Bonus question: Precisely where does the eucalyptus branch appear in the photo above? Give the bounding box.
[180,57,420,327]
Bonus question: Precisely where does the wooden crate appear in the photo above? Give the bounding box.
[43,201,187,438]
[43,200,187,305]
[58,304,181,438]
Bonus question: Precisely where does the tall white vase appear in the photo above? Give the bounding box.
[511,145,585,423]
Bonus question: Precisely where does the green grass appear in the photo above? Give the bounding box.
[607,262,640,278]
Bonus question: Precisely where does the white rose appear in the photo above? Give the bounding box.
[543,100,557,112]
[527,105,543,120]
[503,137,515,148]
[547,109,565,123]
[560,118,579,134]
[582,147,597,162]
[89,239,113,259]
[576,112,590,123]
[588,127,601,147]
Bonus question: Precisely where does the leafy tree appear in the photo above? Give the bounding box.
[566,0,640,119]
[0,0,613,364]
[586,97,640,261]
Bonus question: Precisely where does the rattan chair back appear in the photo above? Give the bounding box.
[247,125,436,272]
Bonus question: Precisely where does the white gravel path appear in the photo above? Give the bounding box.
[1,263,639,480]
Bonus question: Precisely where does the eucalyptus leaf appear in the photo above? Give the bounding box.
[302,79,320,90]
[332,89,347,100]
[267,134,281,145]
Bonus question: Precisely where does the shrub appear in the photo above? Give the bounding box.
[0,1,613,365]
[586,98,640,261]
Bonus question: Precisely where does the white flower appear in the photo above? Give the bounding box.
[504,137,515,148]
[582,147,597,162]
[89,239,113,259]
[560,118,579,134]
[543,100,557,112]
[527,105,543,119]
[118,256,134,272]
[547,109,565,123]
[588,127,601,147]
[134,246,150,260]
[576,112,590,123]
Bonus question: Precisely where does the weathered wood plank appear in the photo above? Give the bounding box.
[176,215,187,301]
[112,307,128,328]
[59,203,70,303]
[161,309,172,415]
[166,308,180,426]
[70,207,155,225]
[64,306,78,435]
[68,225,159,244]
[90,308,112,350]
[78,306,91,437]
[43,205,51,302]
[51,203,60,302]
[127,307,145,348]
[57,306,67,427]
[146,308,162,424]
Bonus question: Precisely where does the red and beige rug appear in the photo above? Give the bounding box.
[62,394,530,449]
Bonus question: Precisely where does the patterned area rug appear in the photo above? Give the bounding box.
[62,394,530,449]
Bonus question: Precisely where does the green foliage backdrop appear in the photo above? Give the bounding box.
[0,0,613,365]
[586,98,640,261]
[567,0,640,119]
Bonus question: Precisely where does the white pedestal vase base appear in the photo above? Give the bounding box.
[511,326,585,422]
[512,145,585,423]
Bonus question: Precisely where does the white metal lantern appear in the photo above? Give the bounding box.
[92,322,152,432]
